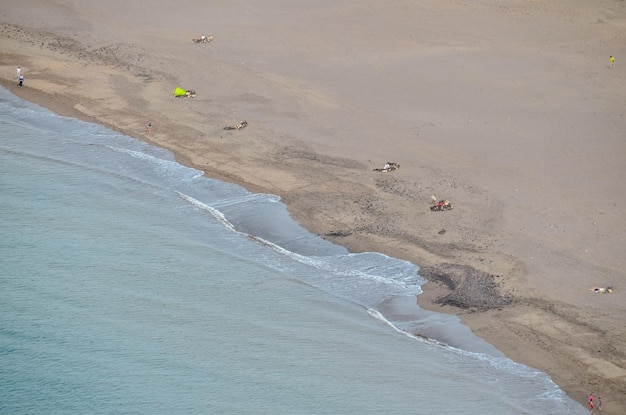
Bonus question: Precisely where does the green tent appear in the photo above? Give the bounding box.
[174,87,187,97]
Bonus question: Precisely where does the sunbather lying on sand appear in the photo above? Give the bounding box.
[590,287,614,293]
[193,35,213,43]
[373,162,399,172]
[223,121,247,130]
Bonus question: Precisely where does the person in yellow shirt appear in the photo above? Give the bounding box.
[609,55,615,69]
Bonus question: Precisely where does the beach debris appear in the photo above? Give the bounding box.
[193,35,213,44]
[325,230,352,238]
[430,199,453,211]
[590,287,614,294]
[373,162,400,172]
[173,87,196,98]
[223,121,248,130]
[438,229,446,235]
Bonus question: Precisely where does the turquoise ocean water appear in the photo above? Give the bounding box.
[0,86,586,414]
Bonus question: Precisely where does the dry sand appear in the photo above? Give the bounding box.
[2,0,625,412]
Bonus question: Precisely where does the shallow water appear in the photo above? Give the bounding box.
[0,87,586,414]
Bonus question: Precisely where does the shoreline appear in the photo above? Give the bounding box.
[2,2,626,412]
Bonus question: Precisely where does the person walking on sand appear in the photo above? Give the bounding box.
[18,74,24,88]
[16,66,21,79]
[146,121,152,133]
[597,396,602,411]
[609,56,615,69]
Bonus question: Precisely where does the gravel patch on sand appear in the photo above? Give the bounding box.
[419,263,513,311]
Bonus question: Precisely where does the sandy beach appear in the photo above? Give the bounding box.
[2,0,625,412]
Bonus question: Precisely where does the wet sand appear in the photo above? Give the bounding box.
[2,1,625,412]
